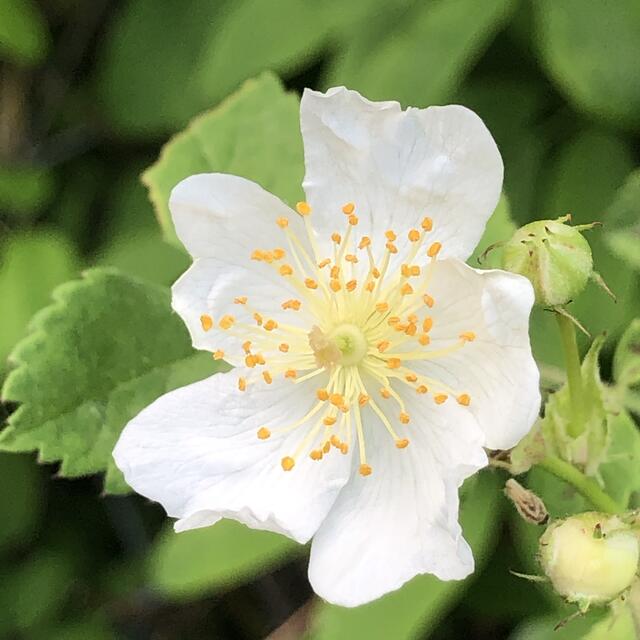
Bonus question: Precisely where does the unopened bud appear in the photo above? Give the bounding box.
[502,216,594,307]
[539,512,639,607]
[505,479,548,525]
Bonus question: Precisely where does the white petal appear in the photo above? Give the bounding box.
[170,173,301,258]
[113,370,351,544]
[414,259,540,450]
[308,393,487,607]
[300,87,503,261]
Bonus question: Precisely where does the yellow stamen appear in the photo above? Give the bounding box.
[359,464,372,477]
[257,427,270,439]
[427,242,442,258]
[276,217,289,228]
[213,350,224,360]
[434,393,448,404]
[281,456,295,471]
[200,314,213,331]
[421,217,433,231]
[395,438,409,449]
[296,201,311,215]
[219,315,235,330]
[460,331,476,342]
[342,202,355,214]
[238,377,247,391]
[457,393,471,406]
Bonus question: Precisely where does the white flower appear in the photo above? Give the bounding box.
[113,87,540,607]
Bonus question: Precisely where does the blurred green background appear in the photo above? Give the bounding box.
[1,0,639,638]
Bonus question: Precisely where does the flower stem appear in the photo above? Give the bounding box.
[555,312,584,438]
[538,455,621,514]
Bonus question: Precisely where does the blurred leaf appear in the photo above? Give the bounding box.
[606,229,640,271]
[525,466,588,522]
[469,194,516,268]
[582,606,635,640]
[143,73,303,246]
[535,0,640,130]
[28,613,117,640]
[0,231,78,368]
[149,520,300,599]
[0,165,55,219]
[308,471,503,640]
[325,0,515,107]
[507,610,608,640]
[0,452,42,553]
[0,0,49,65]
[0,269,224,493]
[614,318,640,389]
[603,170,640,271]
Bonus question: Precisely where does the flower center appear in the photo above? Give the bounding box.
[198,201,477,478]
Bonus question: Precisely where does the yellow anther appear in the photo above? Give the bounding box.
[245,355,257,368]
[359,464,373,477]
[358,236,371,249]
[284,369,297,379]
[358,393,370,406]
[234,296,248,305]
[219,315,235,330]
[323,416,337,426]
[385,230,396,241]
[408,229,421,242]
[346,279,357,292]
[417,385,428,394]
[457,393,471,406]
[400,282,414,295]
[427,241,442,258]
[422,317,433,332]
[264,319,278,331]
[365,281,375,292]
[395,438,410,449]
[460,331,476,342]
[296,201,311,215]
[401,264,411,277]
[423,294,435,308]
[330,279,341,292]
[340,403,350,413]
[242,341,252,353]
[262,371,273,384]
[279,343,290,353]
[200,314,213,331]
[418,333,430,346]
[253,312,263,326]
[213,350,224,360]
[305,278,318,289]
[405,373,418,383]
[323,441,331,454]
[318,258,331,268]
[330,265,340,279]
[255,353,266,365]
[399,412,410,424]
[262,251,274,263]
[376,302,389,313]
[257,427,270,440]
[330,434,341,448]
[238,377,247,391]
[421,217,433,231]
[310,449,323,461]
[410,265,420,276]
[329,393,344,407]
[317,388,329,401]
[434,393,448,404]
[395,323,408,333]
[276,216,289,228]
[348,214,359,226]
[251,249,265,261]
[387,316,400,326]
[405,323,417,336]
[272,248,285,260]
[279,264,293,276]
[340,443,349,454]
[342,202,355,215]
[387,358,402,369]
[386,242,398,254]
[331,232,342,244]
[377,340,390,353]
[372,267,381,279]
[345,254,358,263]
[282,299,302,311]
[281,456,295,471]
[408,313,418,324]
[380,388,391,399]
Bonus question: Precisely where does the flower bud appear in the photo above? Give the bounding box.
[539,513,639,607]
[501,216,593,307]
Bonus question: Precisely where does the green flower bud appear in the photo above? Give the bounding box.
[540,513,639,608]
[501,216,593,307]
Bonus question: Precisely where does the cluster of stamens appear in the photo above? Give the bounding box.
[199,201,476,477]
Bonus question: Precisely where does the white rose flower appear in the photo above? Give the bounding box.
[113,87,540,607]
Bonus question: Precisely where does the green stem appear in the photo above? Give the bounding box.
[539,455,621,514]
[555,312,584,437]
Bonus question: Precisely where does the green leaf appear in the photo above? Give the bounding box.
[604,170,640,271]
[535,0,640,130]
[308,471,503,640]
[469,193,516,269]
[0,231,78,369]
[143,73,303,246]
[0,0,49,65]
[0,165,55,219]
[613,319,640,389]
[0,269,224,493]
[507,610,609,640]
[149,519,300,599]
[325,0,515,107]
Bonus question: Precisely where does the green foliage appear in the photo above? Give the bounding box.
[149,520,300,599]
[0,165,54,219]
[469,194,516,269]
[0,269,223,493]
[535,0,640,130]
[143,73,303,246]
[0,0,49,65]
[604,170,640,272]
[308,472,502,640]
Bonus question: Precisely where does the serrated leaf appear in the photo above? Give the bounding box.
[149,520,300,599]
[535,0,640,130]
[308,472,502,640]
[0,0,49,65]
[142,73,304,247]
[0,269,224,493]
